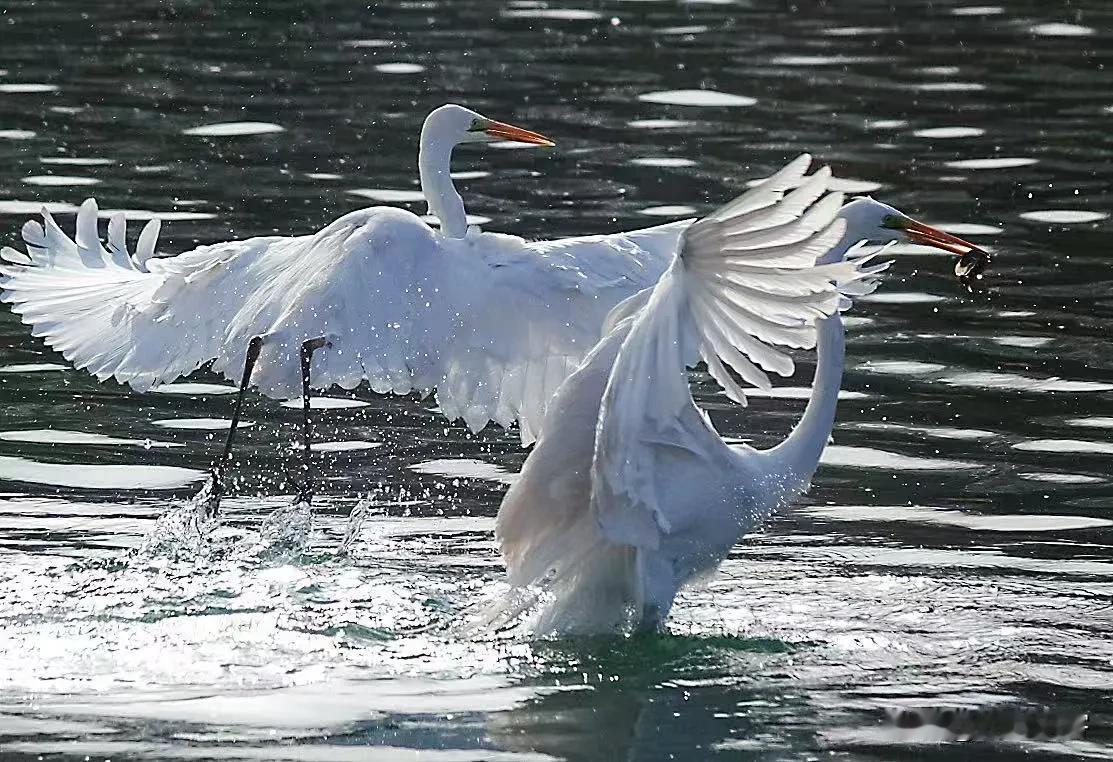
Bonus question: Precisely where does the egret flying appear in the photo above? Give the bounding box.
[494,155,989,635]
[0,104,689,510]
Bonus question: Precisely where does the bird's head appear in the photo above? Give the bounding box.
[424,104,556,148]
[839,196,991,287]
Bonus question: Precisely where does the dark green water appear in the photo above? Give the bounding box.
[0,0,1111,759]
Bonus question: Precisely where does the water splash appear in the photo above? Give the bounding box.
[338,498,373,556]
[235,500,315,564]
[133,481,221,562]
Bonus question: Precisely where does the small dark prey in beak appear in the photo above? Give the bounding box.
[901,218,992,293]
[955,248,991,293]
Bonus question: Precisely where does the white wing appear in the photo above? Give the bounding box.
[432,221,688,442]
[1,200,685,440]
[0,199,290,390]
[0,200,475,397]
[590,155,884,549]
[243,220,688,431]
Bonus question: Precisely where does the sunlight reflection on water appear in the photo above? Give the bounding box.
[1,0,1111,758]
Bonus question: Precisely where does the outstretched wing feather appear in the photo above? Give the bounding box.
[591,157,884,550]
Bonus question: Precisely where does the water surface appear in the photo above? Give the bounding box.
[1,1,1111,759]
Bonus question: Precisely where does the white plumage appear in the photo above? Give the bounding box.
[494,156,901,635]
[0,105,691,445]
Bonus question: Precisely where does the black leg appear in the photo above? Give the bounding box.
[296,337,329,504]
[205,335,263,515]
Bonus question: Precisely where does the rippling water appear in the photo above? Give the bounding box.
[1,1,1112,759]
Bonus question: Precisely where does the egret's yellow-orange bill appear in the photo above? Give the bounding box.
[484,120,556,147]
[900,217,991,284]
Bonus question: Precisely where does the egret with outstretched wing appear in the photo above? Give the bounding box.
[0,104,688,511]
[494,156,988,635]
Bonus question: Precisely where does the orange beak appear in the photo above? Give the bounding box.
[900,218,991,288]
[483,120,556,147]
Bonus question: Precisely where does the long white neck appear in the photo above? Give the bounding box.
[418,124,467,238]
[761,313,845,489]
[755,206,875,488]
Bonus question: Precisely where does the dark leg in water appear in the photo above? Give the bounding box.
[295,337,330,504]
[204,335,264,516]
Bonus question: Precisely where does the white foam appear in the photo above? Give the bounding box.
[0,455,202,490]
[0,430,180,448]
[0,363,68,374]
[769,55,886,66]
[502,8,602,19]
[450,170,490,180]
[348,188,424,203]
[656,25,709,35]
[1018,472,1104,484]
[343,39,393,48]
[409,458,517,485]
[0,200,78,215]
[629,157,696,168]
[746,387,868,401]
[850,422,997,441]
[279,397,369,410]
[951,6,1004,15]
[1030,22,1093,36]
[823,26,891,36]
[991,336,1051,348]
[913,127,985,139]
[803,504,1110,531]
[859,360,945,375]
[22,175,100,186]
[638,89,757,107]
[1066,417,1113,429]
[933,222,1003,235]
[866,119,908,130]
[0,129,36,139]
[1014,439,1113,455]
[374,63,426,74]
[152,418,252,431]
[183,122,285,137]
[316,441,382,452]
[1020,210,1107,224]
[916,66,962,76]
[627,119,693,129]
[911,82,986,92]
[945,157,1038,170]
[39,157,114,166]
[820,445,979,471]
[639,205,697,217]
[858,292,946,304]
[941,372,1113,393]
[0,83,58,93]
[96,209,216,221]
[149,383,238,396]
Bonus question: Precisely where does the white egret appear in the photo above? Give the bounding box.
[494,155,988,635]
[0,104,689,510]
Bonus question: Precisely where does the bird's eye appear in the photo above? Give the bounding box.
[880,214,902,229]
[467,118,484,132]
